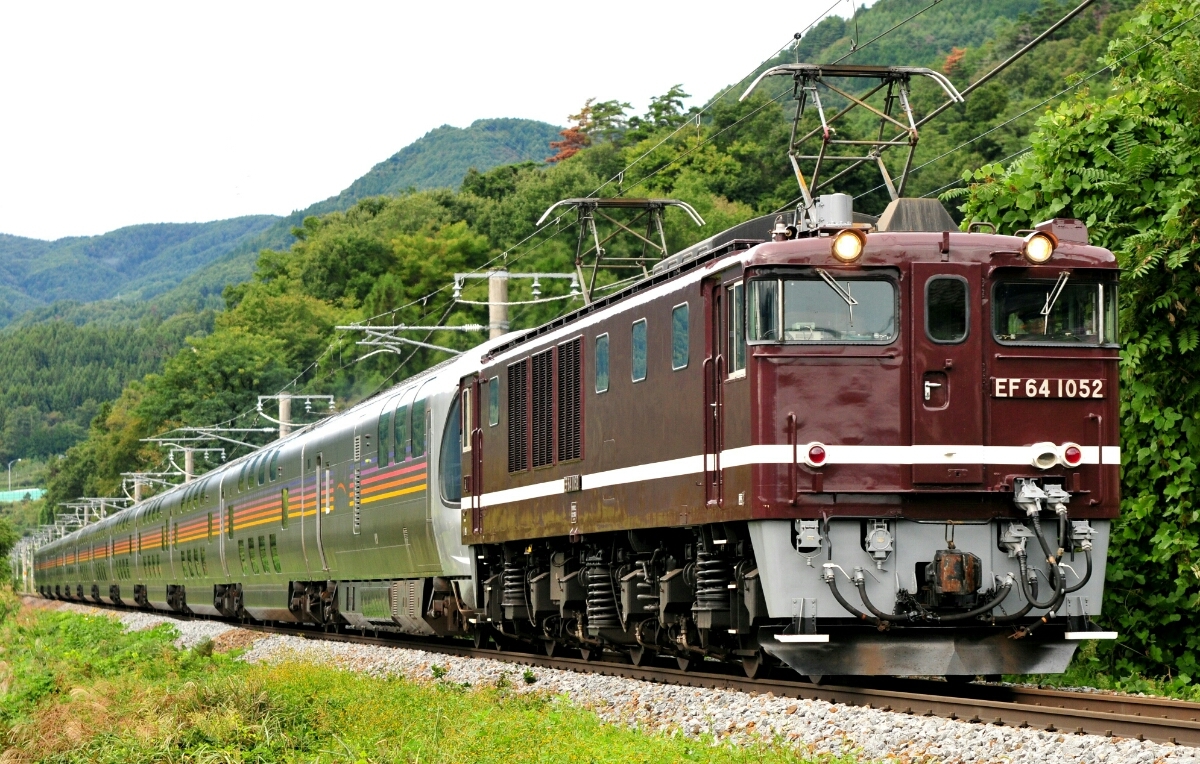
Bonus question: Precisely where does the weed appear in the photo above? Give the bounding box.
[523,668,537,684]
[429,663,448,680]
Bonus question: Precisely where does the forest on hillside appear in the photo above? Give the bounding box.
[19,0,1200,679]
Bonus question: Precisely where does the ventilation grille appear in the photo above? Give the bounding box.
[532,349,555,468]
[352,467,362,535]
[354,435,362,462]
[507,360,528,472]
[557,337,582,462]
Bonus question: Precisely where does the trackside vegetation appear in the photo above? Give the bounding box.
[0,597,856,763]
[957,0,1200,680]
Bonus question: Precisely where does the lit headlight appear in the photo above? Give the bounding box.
[831,229,865,262]
[1022,231,1056,264]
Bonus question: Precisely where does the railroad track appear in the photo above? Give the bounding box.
[37,597,1200,747]
[241,620,1200,747]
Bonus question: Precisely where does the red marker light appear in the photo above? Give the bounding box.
[808,445,827,466]
[1063,445,1082,466]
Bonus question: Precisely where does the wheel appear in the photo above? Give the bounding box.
[629,645,651,666]
[472,626,489,649]
[579,647,598,662]
[742,652,767,679]
[542,639,559,657]
[676,655,693,672]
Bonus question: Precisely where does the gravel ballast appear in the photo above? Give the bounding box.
[44,601,1200,763]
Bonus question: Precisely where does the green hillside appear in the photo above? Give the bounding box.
[0,217,278,326]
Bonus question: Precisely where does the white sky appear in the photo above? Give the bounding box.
[0,1,856,241]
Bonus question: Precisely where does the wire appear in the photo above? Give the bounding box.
[831,0,947,65]
[850,9,1200,201]
[919,147,1032,199]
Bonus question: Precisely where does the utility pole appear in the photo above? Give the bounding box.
[488,269,509,339]
[279,396,292,438]
[258,394,335,440]
[7,458,19,491]
[184,448,195,483]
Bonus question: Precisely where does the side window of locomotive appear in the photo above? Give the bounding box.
[727,281,746,375]
[926,276,969,343]
[631,319,648,382]
[441,393,463,504]
[993,280,1117,345]
[378,406,392,465]
[671,303,689,370]
[594,334,610,393]
[488,376,500,426]
[394,402,410,461]
[412,398,428,457]
[748,280,779,341]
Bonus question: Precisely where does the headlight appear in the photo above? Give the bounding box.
[1030,441,1059,470]
[1022,231,1056,263]
[831,229,865,262]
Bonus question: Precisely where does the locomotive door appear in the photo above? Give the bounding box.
[461,376,484,534]
[703,277,726,506]
[303,446,331,573]
[911,262,984,484]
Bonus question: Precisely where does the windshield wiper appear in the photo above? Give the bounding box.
[816,268,859,327]
[1040,271,1071,335]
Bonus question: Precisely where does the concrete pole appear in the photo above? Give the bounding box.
[488,270,509,339]
[133,479,143,503]
[279,396,292,439]
[184,448,194,483]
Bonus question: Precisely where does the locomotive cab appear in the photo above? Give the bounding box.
[737,205,1119,676]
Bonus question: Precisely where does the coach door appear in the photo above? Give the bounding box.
[461,376,484,534]
[703,277,726,506]
[911,262,984,484]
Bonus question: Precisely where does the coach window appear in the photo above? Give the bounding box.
[441,393,463,504]
[594,334,610,393]
[378,405,393,465]
[926,276,969,343]
[672,304,689,370]
[488,376,500,426]
[462,386,473,454]
[281,488,290,529]
[268,450,279,482]
[394,389,413,461]
[412,397,428,457]
[631,319,648,382]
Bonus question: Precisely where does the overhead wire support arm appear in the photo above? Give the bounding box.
[740,64,963,220]
[535,198,705,304]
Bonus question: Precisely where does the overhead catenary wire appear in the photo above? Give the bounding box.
[850,8,1200,202]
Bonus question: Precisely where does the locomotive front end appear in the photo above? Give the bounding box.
[740,214,1119,677]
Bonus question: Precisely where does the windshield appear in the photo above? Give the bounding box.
[993,280,1116,345]
[749,274,897,344]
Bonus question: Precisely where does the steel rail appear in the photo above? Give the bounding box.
[34,597,1199,747]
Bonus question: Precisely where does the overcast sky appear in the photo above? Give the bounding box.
[0,1,858,241]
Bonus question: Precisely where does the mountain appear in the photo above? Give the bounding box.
[0,118,563,328]
[0,217,278,325]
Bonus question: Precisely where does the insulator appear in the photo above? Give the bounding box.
[501,560,525,608]
[694,549,732,611]
[585,551,619,629]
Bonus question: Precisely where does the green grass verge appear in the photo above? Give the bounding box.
[0,592,860,763]
[1005,639,1200,702]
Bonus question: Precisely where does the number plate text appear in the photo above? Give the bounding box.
[991,378,1105,399]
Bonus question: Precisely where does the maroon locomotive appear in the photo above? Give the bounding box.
[460,196,1118,678]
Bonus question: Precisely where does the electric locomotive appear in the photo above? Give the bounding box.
[32,194,1119,679]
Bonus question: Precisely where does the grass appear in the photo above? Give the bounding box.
[1003,637,1200,702]
[0,592,860,763]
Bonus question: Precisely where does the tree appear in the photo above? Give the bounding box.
[547,100,594,163]
[956,0,1200,678]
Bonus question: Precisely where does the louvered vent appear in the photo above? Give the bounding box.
[507,360,529,472]
[557,337,582,462]
[532,349,555,468]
